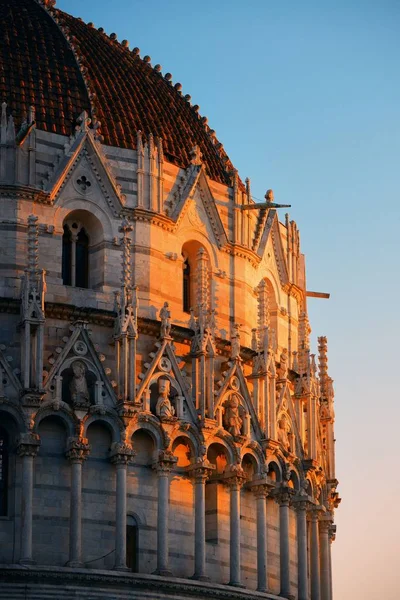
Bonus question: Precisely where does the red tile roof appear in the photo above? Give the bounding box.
[0,0,237,185]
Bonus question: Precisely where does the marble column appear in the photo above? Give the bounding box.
[310,510,321,600]
[191,461,214,580]
[295,500,309,600]
[17,433,40,565]
[277,489,292,598]
[153,451,177,576]
[226,468,246,587]
[65,437,90,567]
[328,525,336,600]
[110,442,135,571]
[319,520,331,600]
[252,482,271,593]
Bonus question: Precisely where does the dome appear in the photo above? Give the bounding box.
[0,0,234,184]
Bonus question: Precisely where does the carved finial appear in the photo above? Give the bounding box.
[76,111,91,133]
[245,177,251,203]
[190,145,202,166]
[265,189,274,201]
[136,130,144,155]
[318,336,329,398]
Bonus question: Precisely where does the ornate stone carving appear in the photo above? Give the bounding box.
[17,432,41,457]
[109,441,135,466]
[65,437,90,463]
[153,449,177,474]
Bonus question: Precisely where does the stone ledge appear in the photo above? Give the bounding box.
[0,565,284,600]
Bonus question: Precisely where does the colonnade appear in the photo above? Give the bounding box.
[16,435,334,599]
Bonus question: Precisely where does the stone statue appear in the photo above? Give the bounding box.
[159,302,171,337]
[277,348,288,380]
[156,378,175,419]
[223,393,243,437]
[277,415,291,451]
[70,360,90,406]
[231,323,241,359]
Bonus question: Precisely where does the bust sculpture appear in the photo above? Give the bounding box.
[156,378,175,419]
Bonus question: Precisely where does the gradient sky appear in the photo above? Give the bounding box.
[57,1,400,597]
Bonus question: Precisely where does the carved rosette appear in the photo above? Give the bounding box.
[109,441,136,466]
[65,437,91,463]
[153,449,177,475]
[17,432,41,457]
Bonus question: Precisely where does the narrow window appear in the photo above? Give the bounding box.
[126,516,139,571]
[0,428,9,516]
[75,228,89,288]
[183,257,191,313]
[62,225,72,286]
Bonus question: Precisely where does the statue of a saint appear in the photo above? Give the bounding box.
[231,323,241,359]
[277,415,291,451]
[159,302,171,338]
[156,378,175,419]
[223,393,243,437]
[70,360,90,407]
[277,348,288,380]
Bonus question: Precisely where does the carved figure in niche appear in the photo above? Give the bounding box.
[223,393,243,437]
[70,360,90,407]
[159,302,171,337]
[231,323,241,359]
[277,348,288,380]
[277,414,291,451]
[156,378,175,419]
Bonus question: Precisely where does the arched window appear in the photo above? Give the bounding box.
[181,241,211,315]
[0,427,9,516]
[126,515,139,572]
[62,222,90,289]
[183,257,191,313]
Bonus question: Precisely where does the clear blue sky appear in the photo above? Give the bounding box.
[58,1,400,597]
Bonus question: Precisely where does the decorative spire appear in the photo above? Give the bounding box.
[196,247,209,315]
[27,215,39,276]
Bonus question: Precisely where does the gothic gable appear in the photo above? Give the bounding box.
[257,209,290,287]
[44,321,116,408]
[44,113,125,214]
[137,337,197,423]
[214,359,263,440]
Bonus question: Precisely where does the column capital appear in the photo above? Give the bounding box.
[249,477,274,498]
[307,505,323,522]
[110,441,135,466]
[224,465,247,490]
[189,459,215,482]
[274,485,295,506]
[65,436,90,463]
[319,518,332,534]
[153,449,177,474]
[17,432,41,457]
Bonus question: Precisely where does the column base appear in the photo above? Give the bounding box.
[228,581,245,588]
[65,560,83,568]
[114,565,130,572]
[152,568,173,577]
[279,594,295,600]
[191,574,210,582]
[19,559,36,566]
